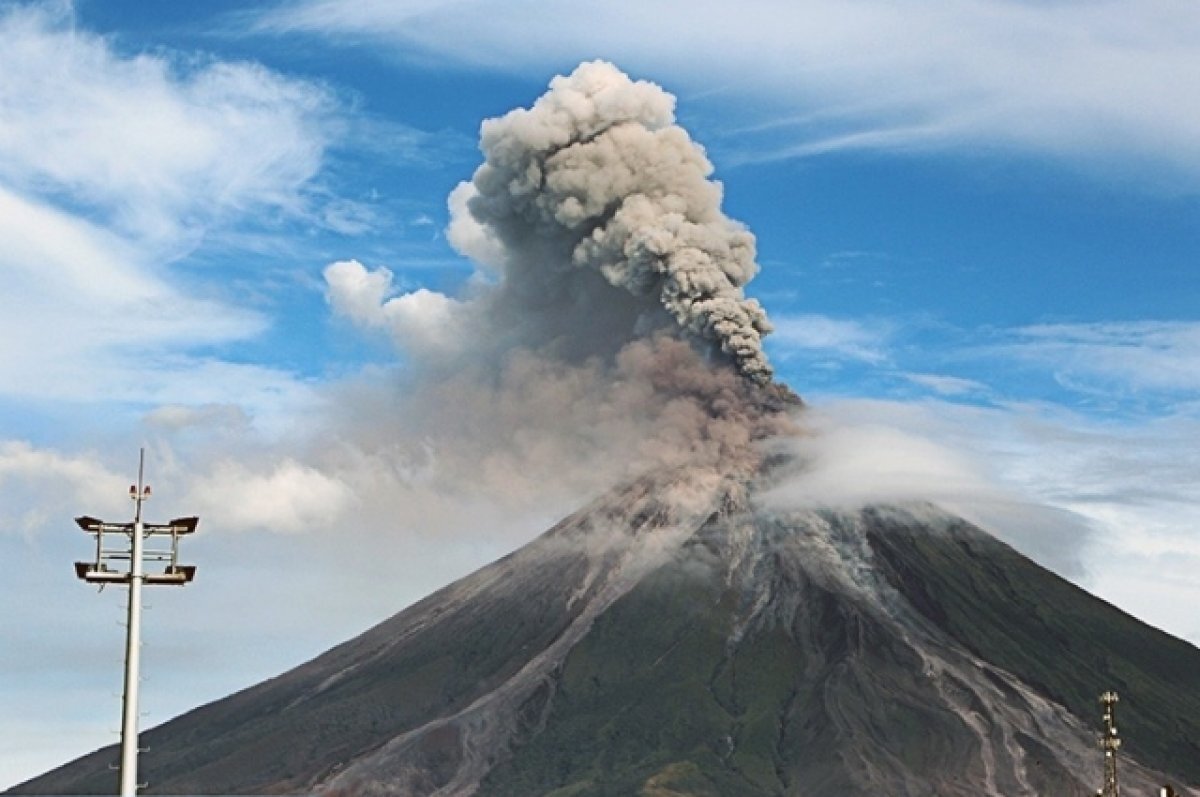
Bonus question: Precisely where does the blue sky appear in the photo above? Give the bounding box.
[2,0,1199,788]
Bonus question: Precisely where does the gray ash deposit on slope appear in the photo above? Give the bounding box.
[15,461,1200,796]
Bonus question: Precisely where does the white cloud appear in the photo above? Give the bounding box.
[768,313,889,363]
[124,362,322,439]
[0,187,268,391]
[0,442,129,538]
[0,3,342,428]
[902,372,988,396]
[323,259,398,328]
[1001,320,1200,395]
[324,259,465,353]
[0,194,320,428]
[185,458,355,533]
[143,404,253,433]
[257,0,1200,184]
[0,3,337,244]
[791,396,1200,640]
[764,412,995,508]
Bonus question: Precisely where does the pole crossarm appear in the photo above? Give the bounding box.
[74,514,199,586]
[75,517,134,534]
[145,519,199,535]
[77,516,199,535]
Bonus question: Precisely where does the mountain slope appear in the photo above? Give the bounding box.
[473,504,1200,797]
[867,512,1200,783]
[11,468,1200,796]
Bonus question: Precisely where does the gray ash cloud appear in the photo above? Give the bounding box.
[453,59,774,384]
[323,61,792,513]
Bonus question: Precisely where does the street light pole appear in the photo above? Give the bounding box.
[74,449,199,796]
[118,452,147,797]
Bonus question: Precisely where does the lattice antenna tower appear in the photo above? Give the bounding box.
[1097,690,1121,797]
[74,449,199,796]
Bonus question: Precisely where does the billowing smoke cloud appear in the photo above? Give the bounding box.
[456,60,774,383]
[316,334,794,521]
[323,61,793,512]
[333,60,774,383]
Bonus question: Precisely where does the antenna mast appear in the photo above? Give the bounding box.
[73,448,199,796]
[1098,690,1121,797]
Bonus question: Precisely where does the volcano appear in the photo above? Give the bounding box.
[11,458,1200,796]
[11,58,1196,797]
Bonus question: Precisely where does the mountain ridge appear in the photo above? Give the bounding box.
[11,464,1200,796]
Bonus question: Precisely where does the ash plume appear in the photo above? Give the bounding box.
[456,60,774,383]
[323,61,794,513]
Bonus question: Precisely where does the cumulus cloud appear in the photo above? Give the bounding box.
[185,458,354,534]
[324,259,465,353]
[0,442,129,538]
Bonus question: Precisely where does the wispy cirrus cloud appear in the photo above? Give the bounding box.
[0,186,271,394]
[0,2,345,423]
[0,3,340,245]
[768,313,891,364]
[900,372,988,397]
[999,321,1200,397]
[0,182,323,431]
[773,315,1200,413]
[253,0,1200,185]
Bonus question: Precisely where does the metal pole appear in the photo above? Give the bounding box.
[118,450,146,796]
[74,449,198,795]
